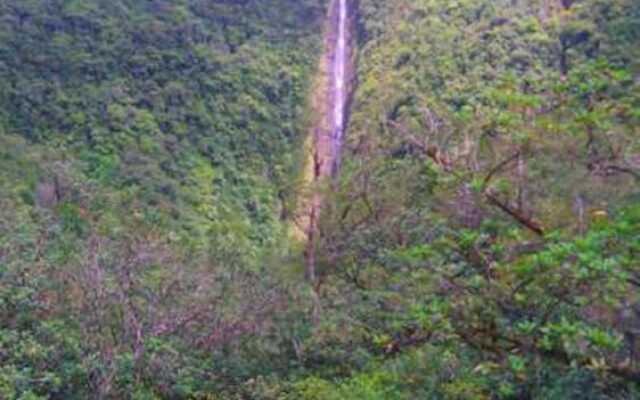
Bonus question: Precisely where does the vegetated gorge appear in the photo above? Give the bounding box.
[0,0,638,399]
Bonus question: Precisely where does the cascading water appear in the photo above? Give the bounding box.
[300,0,353,286]
[331,0,348,176]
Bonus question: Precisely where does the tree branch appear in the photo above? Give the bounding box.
[484,190,544,236]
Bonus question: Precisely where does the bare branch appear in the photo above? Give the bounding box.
[485,190,544,236]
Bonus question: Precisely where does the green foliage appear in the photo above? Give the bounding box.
[1,0,640,398]
[0,0,326,398]
[299,0,640,398]
[0,0,326,267]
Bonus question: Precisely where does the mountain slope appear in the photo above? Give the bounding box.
[290,0,640,398]
[1,0,640,399]
[0,0,325,263]
[0,1,327,398]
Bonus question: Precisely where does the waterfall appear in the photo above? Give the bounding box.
[331,0,348,174]
[300,0,353,283]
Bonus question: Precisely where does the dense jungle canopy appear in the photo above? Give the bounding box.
[0,0,639,398]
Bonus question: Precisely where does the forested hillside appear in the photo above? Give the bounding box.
[0,0,324,262]
[301,0,640,398]
[0,0,327,398]
[1,0,639,399]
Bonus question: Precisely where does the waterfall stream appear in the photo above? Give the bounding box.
[300,0,353,284]
[331,0,348,175]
